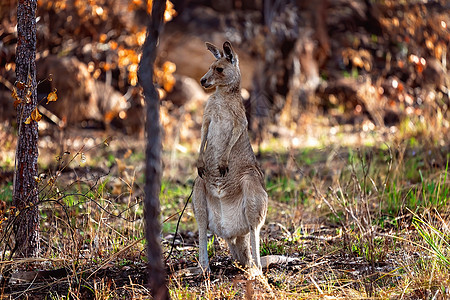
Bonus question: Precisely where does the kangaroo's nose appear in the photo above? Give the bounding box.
[200,78,206,86]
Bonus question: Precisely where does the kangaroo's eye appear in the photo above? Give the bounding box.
[216,67,224,73]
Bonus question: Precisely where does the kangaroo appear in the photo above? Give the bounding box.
[192,41,268,274]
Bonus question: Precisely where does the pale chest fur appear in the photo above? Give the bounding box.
[205,112,234,160]
[203,94,246,165]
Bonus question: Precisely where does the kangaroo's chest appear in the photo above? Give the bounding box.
[207,114,232,139]
[204,114,234,161]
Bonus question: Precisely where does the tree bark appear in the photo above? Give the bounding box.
[13,0,40,258]
[138,0,169,299]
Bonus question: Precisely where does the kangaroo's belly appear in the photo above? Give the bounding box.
[206,184,249,239]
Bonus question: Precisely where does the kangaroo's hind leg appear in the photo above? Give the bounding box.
[226,234,251,267]
[192,178,210,272]
[242,175,268,271]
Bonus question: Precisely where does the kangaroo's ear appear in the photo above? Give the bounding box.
[205,42,223,60]
[223,41,237,65]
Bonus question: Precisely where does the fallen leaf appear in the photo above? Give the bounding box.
[124,149,132,159]
[116,158,126,173]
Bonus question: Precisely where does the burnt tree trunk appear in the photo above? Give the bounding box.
[13,0,40,258]
[138,0,169,299]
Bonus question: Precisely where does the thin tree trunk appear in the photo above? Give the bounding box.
[13,0,40,258]
[138,0,169,299]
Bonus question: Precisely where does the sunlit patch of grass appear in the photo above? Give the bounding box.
[170,285,197,299]
[207,235,216,258]
[0,156,14,169]
[412,212,450,268]
[266,177,299,203]
[383,218,450,299]
[169,278,241,300]
[160,180,195,234]
[260,239,287,256]
[0,182,13,202]
[128,149,145,163]
[296,147,324,166]
[383,159,449,218]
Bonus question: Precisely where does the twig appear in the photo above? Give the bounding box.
[309,274,323,294]
[165,187,193,262]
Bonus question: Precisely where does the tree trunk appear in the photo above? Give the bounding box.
[138,0,169,299]
[13,0,40,258]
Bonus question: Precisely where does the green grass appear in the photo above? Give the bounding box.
[207,235,216,258]
[383,159,449,218]
[412,213,450,268]
[0,182,13,202]
[266,177,299,203]
[160,180,195,233]
[296,147,324,166]
[260,239,287,256]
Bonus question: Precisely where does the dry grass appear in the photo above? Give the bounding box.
[0,108,449,299]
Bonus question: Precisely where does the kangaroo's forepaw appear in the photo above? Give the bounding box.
[198,166,206,178]
[218,164,229,176]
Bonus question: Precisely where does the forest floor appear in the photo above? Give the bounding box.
[1,115,449,299]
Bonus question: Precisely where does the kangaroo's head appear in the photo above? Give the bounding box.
[200,41,240,89]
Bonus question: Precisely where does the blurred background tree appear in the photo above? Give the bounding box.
[0,0,448,153]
